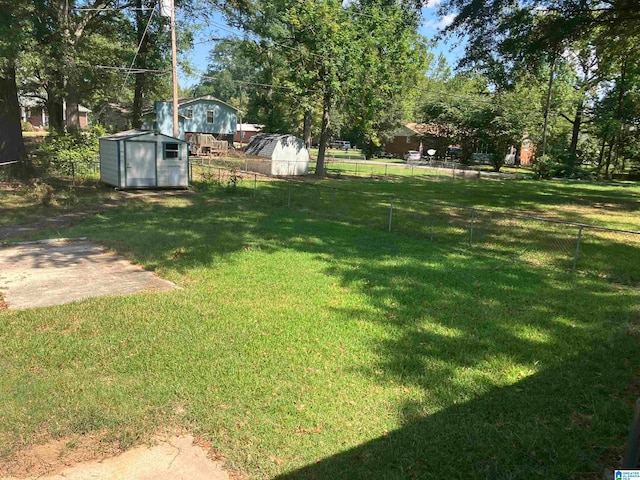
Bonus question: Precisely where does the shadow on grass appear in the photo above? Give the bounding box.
[273,342,637,479]
[60,181,640,478]
[263,216,639,478]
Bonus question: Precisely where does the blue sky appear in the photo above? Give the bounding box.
[179,1,465,88]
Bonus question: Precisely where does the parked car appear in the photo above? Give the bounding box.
[330,140,351,150]
[403,150,421,162]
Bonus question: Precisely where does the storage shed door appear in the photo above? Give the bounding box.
[125,141,156,187]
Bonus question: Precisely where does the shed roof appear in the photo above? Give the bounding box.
[101,129,185,142]
[238,123,264,133]
[245,133,305,158]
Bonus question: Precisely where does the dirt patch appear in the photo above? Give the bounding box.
[0,434,230,480]
[0,431,122,478]
[0,239,176,309]
[0,187,195,242]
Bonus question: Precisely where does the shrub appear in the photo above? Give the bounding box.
[34,126,102,177]
[531,155,562,179]
[21,121,34,132]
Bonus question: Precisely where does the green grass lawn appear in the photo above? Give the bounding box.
[1,176,640,479]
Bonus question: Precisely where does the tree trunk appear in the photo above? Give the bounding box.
[541,54,556,156]
[46,81,65,133]
[0,65,26,164]
[315,90,332,178]
[303,109,312,150]
[66,77,81,133]
[596,137,606,177]
[567,100,583,171]
[605,141,614,180]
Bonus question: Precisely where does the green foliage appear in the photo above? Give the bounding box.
[33,125,104,176]
[531,154,561,179]
[21,121,34,132]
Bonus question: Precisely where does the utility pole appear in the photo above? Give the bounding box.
[170,0,179,138]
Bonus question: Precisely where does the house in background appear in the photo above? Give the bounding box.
[234,123,263,145]
[387,122,536,165]
[20,97,91,129]
[95,103,131,132]
[384,123,455,158]
[519,134,535,165]
[142,95,238,143]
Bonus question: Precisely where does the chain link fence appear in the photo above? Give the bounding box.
[190,156,530,182]
[0,161,20,182]
[197,162,640,283]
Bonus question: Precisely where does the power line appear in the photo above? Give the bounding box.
[120,6,157,94]
[188,71,320,94]
[95,65,170,74]
[71,7,155,11]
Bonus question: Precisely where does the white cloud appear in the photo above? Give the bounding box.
[423,12,457,32]
[438,12,457,28]
[425,0,441,8]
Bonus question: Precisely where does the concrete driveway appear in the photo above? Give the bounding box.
[0,239,176,310]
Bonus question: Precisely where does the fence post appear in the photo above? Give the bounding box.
[388,196,394,232]
[572,225,584,271]
[287,182,291,208]
[245,159,248,172]
[254,174,257,199]
[411,165,414,177]
[469,208,476,247]
[623,398,640,468]
[385,164,388,179]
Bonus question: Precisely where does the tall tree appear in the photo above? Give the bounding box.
[209,0,426,176]
[0,0,30,163]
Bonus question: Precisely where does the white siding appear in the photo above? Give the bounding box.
[156,140,188,187]
[100,131,188,188]
[99,139,120,186]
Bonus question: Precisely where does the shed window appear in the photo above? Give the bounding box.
[164,142,180,159]
[206,110,215,124]
[185,108,193,119]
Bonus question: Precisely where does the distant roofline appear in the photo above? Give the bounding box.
[151,95,240,112]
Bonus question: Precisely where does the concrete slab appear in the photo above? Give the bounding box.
[0,435,229,480]
[0,239,176,310]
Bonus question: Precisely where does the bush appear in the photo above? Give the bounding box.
[34,126,103,177]
[531,155,561,179]
[21,121,34,132]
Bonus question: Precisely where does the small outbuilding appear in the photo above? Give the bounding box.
[99,130,189,188]
[244,134,309,176]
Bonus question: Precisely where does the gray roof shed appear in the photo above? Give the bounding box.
[99,130,189,188]
[245,134,310,176]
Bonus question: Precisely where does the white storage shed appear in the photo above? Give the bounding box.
[99,130,189,188]
[244,134,309,176]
